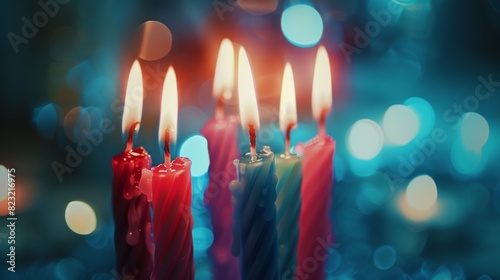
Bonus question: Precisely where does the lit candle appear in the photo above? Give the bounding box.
[111,60,153,279]
[201,39,240,279]
[297,46,336,280]
[275,63,303,279]
[139,67,194,280]
[230,47,279,280]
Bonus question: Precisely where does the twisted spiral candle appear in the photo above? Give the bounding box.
[230,146,279,280]
[275,153,302,278]
[149,157,194,280]
[297,135,335,280]
[201,116,240,280]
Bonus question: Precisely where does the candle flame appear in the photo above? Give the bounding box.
[122,60,144,137]
[213,39,235,100]
[237,47,260,131]
[279,63,297,133]
[159,67,178,146]
[312,46,332,122]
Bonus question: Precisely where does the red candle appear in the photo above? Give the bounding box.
[111,60,153,279]
[139,67,194,280]
[201,38,240,280]
[297,46,336,280]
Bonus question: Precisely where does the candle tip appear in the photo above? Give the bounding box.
[125,121,140,152]
[163,128,171,165]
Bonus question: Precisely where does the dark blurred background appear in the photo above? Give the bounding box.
[1,0,500,279]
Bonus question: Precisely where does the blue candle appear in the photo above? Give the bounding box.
[231,147,279,280]
[230,46,279,280]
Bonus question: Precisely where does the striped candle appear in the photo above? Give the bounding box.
[297,46,335,280]
[230,147,279,280]
[275,153,302,278]
[275,62,302,279]
[201,38,240,280]
[201,115,240,280]
[232,46,279,280]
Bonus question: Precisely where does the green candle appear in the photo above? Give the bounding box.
[275,153,302,278]
[275,63,303,278]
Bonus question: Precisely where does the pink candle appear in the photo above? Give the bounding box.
[111,61,153,279]
[140,67,194,280]
[201,38,240,279]
[297,46,336,280]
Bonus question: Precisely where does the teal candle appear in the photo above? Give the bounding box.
[230,147,279,280]
[275,62,303,278]
[231,47,279,279]
[275,153,302,278]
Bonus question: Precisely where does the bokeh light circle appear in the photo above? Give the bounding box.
[404,97,435,138]
[55,258,84,280]
[405,175,437,211]
[179,135,210,177]
[34,103,60,140]
[281,5,323,48]
[324,248,341,272]
[347,119,384,160]
[238,0,278,15]
[451,139,484,175]
[136,21,172,61]
[390,0,418,6]
[383,105,419,145]
[373,245,397,270]
[460,112,489,152]
[192,227,214,251]
[432,266,452,280]
[64,107,91,142]
[65,201,97,235]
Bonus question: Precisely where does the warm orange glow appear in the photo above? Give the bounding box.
[237,47,260,131]
[122,60,144,137]
[397,193,438,222]
[279,63,297,133]
[159,67,178,145]
[312,46,332,121]
[213,39,235,100]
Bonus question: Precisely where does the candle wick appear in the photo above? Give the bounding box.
[249,124,257,161]
[319,109,328,137]
[164,128,171,165]
[285,123,294,156]
[125,121,140,152]
[215,96,224,120]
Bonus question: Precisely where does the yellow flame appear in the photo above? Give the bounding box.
[122,60,144,137]
[279,63,297,133]
[237,47,260,131]
[159,67,178,144]
[213,39,235,100]
[311,46,332,121]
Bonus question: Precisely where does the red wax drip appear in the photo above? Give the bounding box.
[125,122,140,152]
[112,147,153,279]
